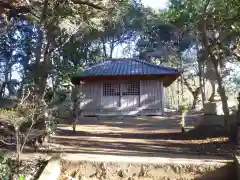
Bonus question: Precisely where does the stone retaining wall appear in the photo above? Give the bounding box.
[61,160,236,180]
[38,155,61,180]
[58,154,236,180]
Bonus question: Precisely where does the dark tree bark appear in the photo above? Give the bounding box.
[183,77,201,109]
[31,0,51,101]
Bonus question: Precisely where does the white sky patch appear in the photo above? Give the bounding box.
[141,0,168,10]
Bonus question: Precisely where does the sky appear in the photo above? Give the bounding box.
[141,0,168,10]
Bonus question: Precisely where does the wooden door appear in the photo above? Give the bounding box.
[101,82,120,114]
[120,81,140,115]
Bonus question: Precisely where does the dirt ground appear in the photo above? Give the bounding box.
[0,112,237,180]
[0,112,235,160]
[47,113,235,158]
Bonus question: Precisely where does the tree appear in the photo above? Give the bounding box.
[0,0,146,136]
[0,92,46,173]
[134,7,201,109]
[163,0,240,122]
[97,0,144,58]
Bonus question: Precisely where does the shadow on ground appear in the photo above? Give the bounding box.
[48,129,235,156]
[194,163,237,180]
[1,114,236,159]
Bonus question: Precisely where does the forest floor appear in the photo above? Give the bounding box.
[0,112,235,159]
[47,113,235,158]
[0,112,236,180]
[53,113,236,180]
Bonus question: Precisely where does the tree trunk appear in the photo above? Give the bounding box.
[215,72,229,117]
[15,127,20,171]
[192,88,201,109]
[72,121,76,133]
[33,0,49,99]
[4,65,9,83]
[197,57,206,108]
[109,41,114,59]
[183,77,201,109]
[208,80,216,102]
[101,40,107,58]
[211,57,229,127]
[35,40,52,100]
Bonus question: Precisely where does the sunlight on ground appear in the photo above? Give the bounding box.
[58,124,181,133]
[49,115,235,157]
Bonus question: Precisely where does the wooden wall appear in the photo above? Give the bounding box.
[78,79,164,116]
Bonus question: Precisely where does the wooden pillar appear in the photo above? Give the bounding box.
[119,83,122,107]
[100,83,103,114]
[138,80,141,107]
[160,80,164,115]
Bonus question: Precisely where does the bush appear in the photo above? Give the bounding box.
[0,151,12,179]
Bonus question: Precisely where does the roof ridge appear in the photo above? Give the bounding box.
[133,59,179,72]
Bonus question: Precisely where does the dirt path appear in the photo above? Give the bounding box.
[47,115,235,158]
[0,114,235,161]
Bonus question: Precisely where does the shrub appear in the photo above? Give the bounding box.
[0,151,12,180]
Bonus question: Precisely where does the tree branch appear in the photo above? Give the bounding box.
[24,0,30,5]
[219,31,240,42]
[49,30,81,54]
[221,45,240,61]
[202,0,211,12]
[20,119,35,152]
[71,0,103,10]
[0,139,16,146]
[34,0,48,68]
[20,88,31,104]
[183,77,194,94]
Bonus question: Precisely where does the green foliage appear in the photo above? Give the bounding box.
[0,151,28,180]
[0,152,12,180]
[179,98,189,113]
[163,0,240,106]
[18,175,25,180]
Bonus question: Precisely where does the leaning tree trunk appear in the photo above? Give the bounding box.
[197,51,206,108]
[192,87,201,109]
[210,57,229,128]
[211,58,229,115]
[183,78,201,110]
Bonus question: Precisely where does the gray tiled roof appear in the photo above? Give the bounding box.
[76,58,180,77]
